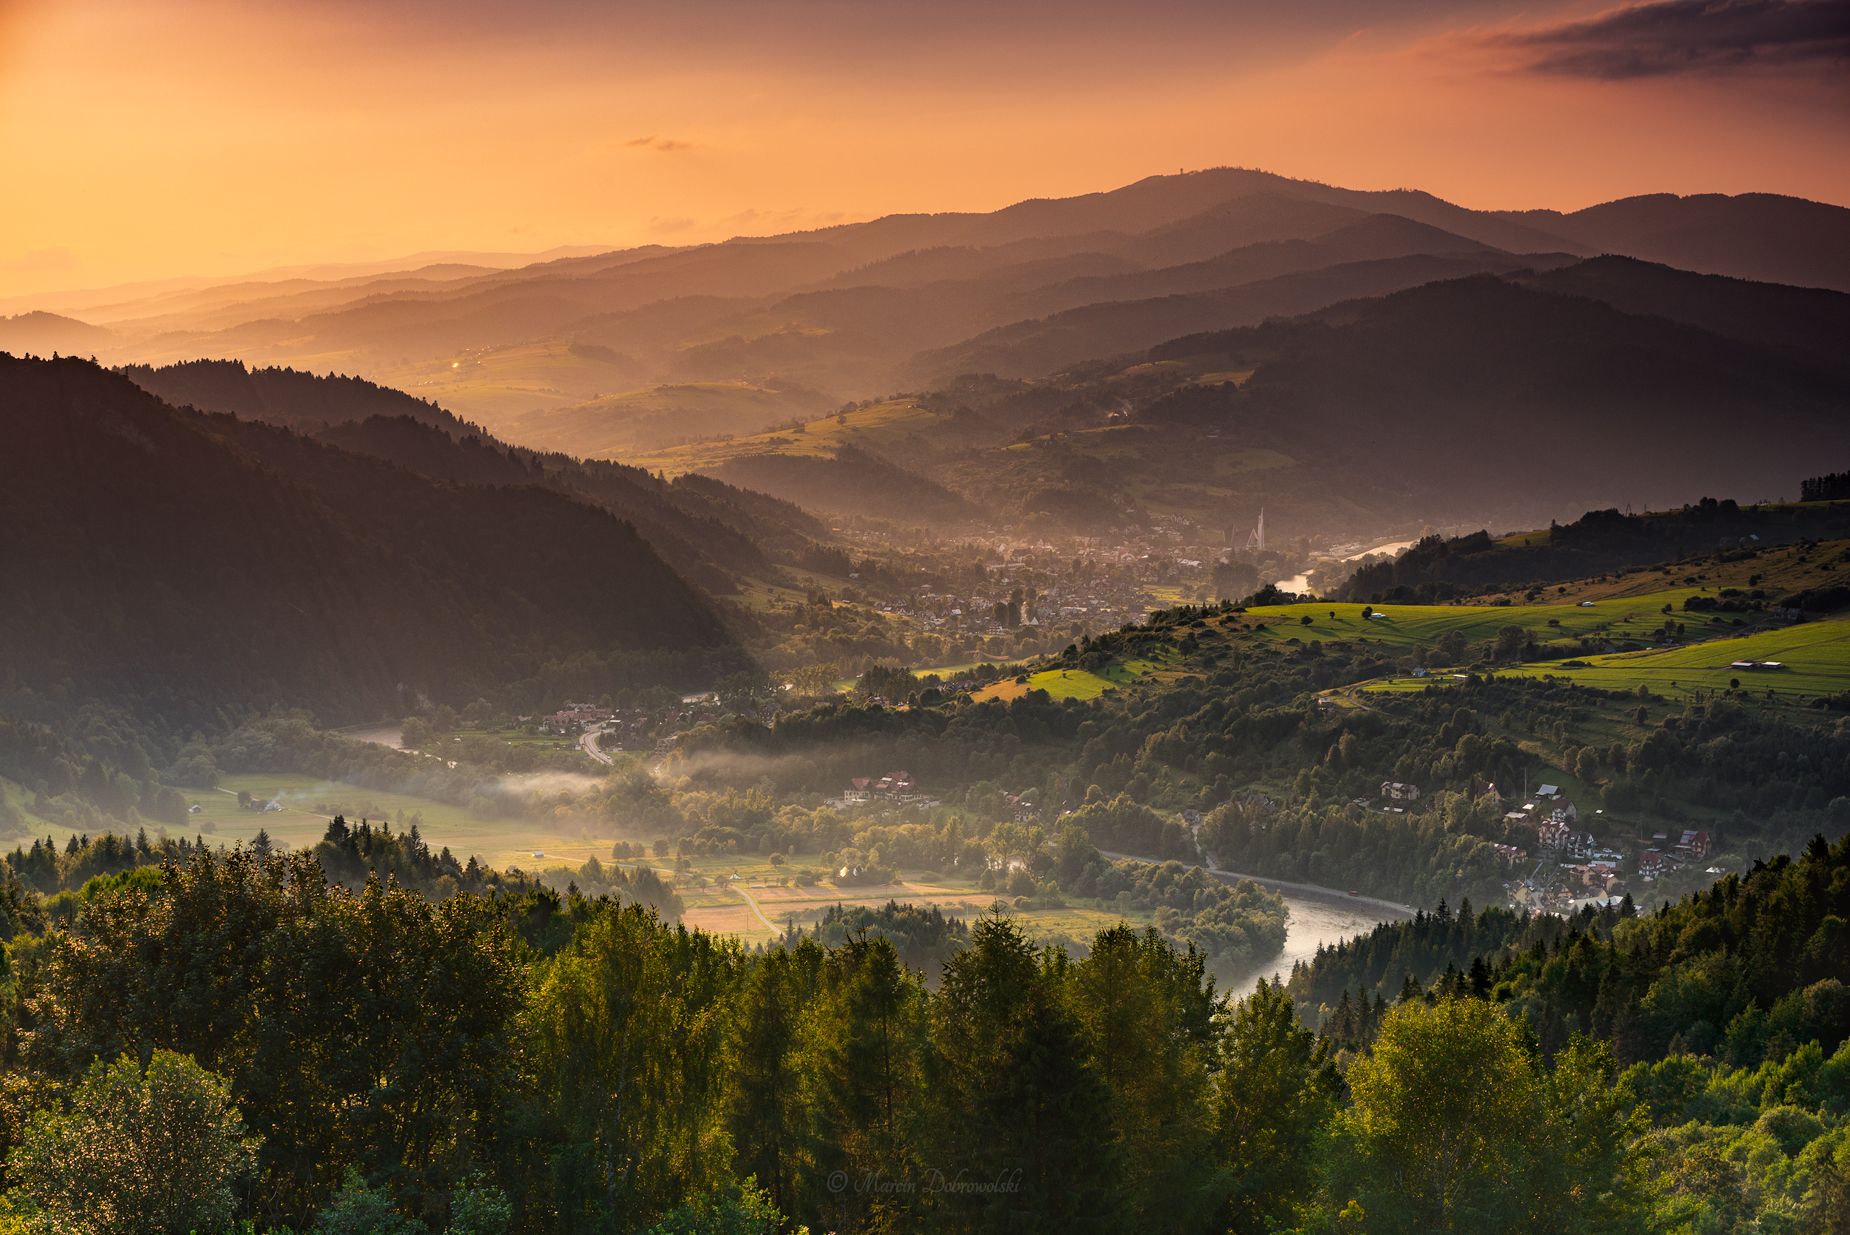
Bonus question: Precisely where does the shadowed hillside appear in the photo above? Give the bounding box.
[0,354,746,724]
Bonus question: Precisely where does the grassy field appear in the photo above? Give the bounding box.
[1492,618,1850,700]
[374,341,621,424]
[1234,592,1714,652]
[628,398,943,476]
[970,652,1184,703]
[0,777,76,848]
[178,773,622,872]
[829,657,1031,695]
[1466,536,1850,605]
[662,851,1154,945]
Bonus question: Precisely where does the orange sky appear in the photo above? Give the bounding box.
[2,0,1846,297]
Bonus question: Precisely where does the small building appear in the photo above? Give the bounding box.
[1380,781,1421,803]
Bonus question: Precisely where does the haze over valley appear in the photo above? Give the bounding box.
[4,0,1850,1231]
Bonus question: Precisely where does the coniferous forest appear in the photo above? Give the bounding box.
[0,829,1842,1233]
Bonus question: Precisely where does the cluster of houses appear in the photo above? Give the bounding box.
[1492,782,1721,911]
[1638,829,1714,877]
[538,704,613,735]
[1346,775,1726,913]
[831,771,939,810]
[519,693,730,759]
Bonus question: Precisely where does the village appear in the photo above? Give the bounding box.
[1372,777,1722,914]
[810,761,1726,921]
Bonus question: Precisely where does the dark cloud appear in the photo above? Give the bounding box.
[625,136,695,153]
[1507,0,1850,78]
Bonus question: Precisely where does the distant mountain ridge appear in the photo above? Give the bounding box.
[16,169,1845,453]
[634,252,1850,537]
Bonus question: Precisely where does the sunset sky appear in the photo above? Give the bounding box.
[2,0,1846,297]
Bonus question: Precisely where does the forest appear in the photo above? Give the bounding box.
[0,831,1843,1233]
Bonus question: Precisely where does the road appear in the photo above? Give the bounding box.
[1100,850,1414,917]
[580,724,613,766]
[732,880,778,932]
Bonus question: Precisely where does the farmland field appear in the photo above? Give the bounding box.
[179,773,618,872]
[669,859,1155,945]
[1235,591,1717,652]
[628,398,941,476]
[1492,618,1850,700]
[971,652,1182,702]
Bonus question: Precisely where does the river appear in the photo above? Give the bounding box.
[1341,537,1418,562]
[1215,872,1413,991]
[1223,890,1405,990]
[1101,851,1413,989]
[1274,538,1421,595]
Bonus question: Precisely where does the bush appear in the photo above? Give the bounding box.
[312,1170,428,1235]
[7,1050,255,1235]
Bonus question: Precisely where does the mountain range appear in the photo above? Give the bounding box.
[10,169,1846,460]
[627,254,1850,535]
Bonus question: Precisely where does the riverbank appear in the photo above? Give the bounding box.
[1103,850,1415,989]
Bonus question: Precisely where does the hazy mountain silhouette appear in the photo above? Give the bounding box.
[1504,192,1850,292]
[0,311,116,357]
[1143,272,1850,519]
[14,170,1848,456]
[120,359,480,435]
[0,354,743,724]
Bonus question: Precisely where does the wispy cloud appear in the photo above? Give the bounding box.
[624,134,695,152]
[1504,0,1850,78]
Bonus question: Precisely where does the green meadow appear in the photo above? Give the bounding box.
[1237,591,1713,652]
[179,773,618,873]
[1492,618,1850,700]
[972,651,1183,703]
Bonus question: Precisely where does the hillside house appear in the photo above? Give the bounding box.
[1380,781,1421,804]
[1677,829,1713,859]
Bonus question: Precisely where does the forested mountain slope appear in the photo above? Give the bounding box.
[0,354,744,725]
[117,359,826,586]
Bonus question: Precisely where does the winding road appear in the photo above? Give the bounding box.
[580,724,613,766]
[732,880,779,933]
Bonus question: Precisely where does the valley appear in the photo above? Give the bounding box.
[4,158,1850,1235]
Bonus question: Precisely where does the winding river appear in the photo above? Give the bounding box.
[1103,852,1413,989]
[1223,883,1410,991]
